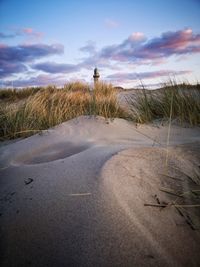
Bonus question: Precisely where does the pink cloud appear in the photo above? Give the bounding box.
[22,28,44,38]
[23,28,33,34]
[0,27,44,40]
[128,32,146,42]
[98,28,200,64]
[0,43,7,48]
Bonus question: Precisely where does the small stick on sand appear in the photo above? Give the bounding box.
[144,203,168,208]
[69,193,91,196]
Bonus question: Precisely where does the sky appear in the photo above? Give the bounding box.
[0,0,200,88]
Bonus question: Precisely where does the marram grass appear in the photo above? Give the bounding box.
[0,81,199,140]
[0,87,41,100]
[0,82,126,140]
[127,83,200,125]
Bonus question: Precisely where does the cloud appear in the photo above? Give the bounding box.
[128,32,146,42]
[79,41,96,55]
[99,31,146,61]
[0,61,27,78]
[107,70,191,81]
[0,32,16,39]
[0,43,63,62]
[104,19,119,28]
[0,27,43,39]
[137,28,200,59]
[78,28,200,70]
[21,28,43,38]
[5,74,67,87]
[97,28,200,63]
[0,43,64,77]
[32,61,80,73]
[1,28,198,85]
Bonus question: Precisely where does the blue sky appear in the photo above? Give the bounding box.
[0,0,200,88]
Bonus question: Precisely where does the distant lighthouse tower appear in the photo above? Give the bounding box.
[93,67,100,86]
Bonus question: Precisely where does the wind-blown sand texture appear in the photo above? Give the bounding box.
[0,116,200,267]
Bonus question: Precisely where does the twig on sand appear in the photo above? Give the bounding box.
[144,203,168,208]
[69,193,91,196]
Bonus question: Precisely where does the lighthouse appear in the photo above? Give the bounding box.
[93,67,100,86]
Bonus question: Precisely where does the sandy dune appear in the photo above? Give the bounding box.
[0,116,200,266]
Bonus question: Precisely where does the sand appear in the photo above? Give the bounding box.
[0,115,200,267]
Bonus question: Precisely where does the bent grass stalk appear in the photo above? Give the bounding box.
[165,90,174,167]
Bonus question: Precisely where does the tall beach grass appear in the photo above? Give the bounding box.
[0,81,199,140]
[0,87,41,101]
[127,82,200,125]
[0,82,126,140]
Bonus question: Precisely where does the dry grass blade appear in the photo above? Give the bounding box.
[180,189,200,198]
[165,89,173,167]
[175,206,199,230]
[144,203,200,208]
[183,172,200,186]
[159,187,183,197]
[159,173,183,181]
[174,204,200,208]
[168,166,200,185]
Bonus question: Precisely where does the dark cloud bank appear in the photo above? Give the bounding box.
[0,43,63,78]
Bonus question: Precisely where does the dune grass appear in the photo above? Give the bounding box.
[127,82,200,125]
[0,82,126,140]
[0,87,41,101]
[0,81,199,140]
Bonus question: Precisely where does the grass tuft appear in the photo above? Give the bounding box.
[127,82,200,125]
[0,82,126,140]
[0,87,41,101]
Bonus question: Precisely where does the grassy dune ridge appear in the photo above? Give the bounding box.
[127,83,200,125]
[0,81,199,140]
[0,82,126,139]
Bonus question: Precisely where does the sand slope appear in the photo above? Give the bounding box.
[0,116,200,267]
[101,145,200,266]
